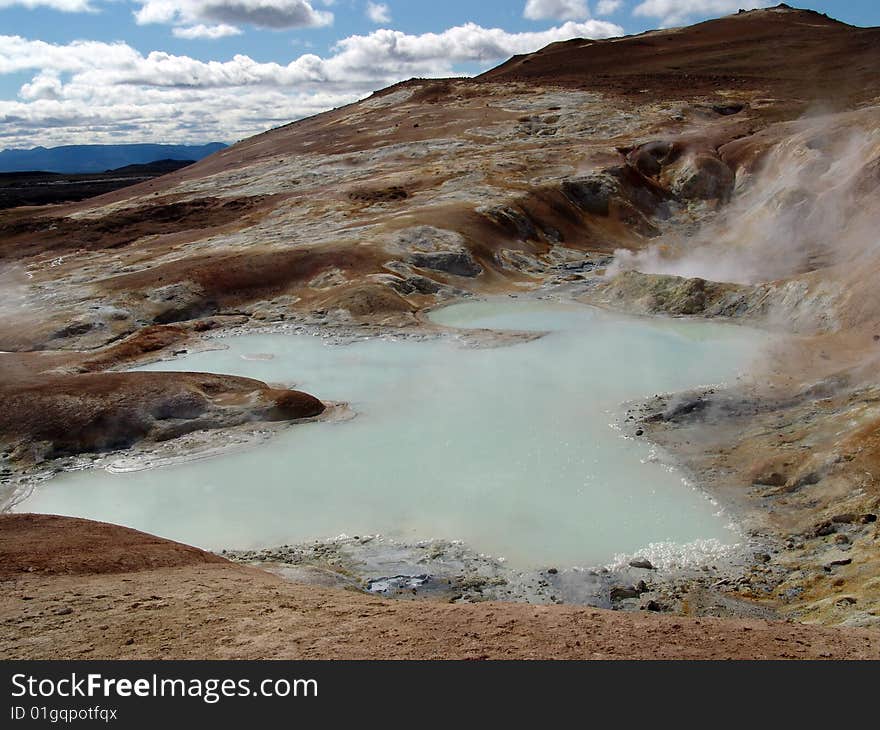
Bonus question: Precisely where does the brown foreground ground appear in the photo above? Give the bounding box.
[1,515,878,660]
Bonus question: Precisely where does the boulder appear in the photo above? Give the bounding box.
[664,153,735,201]
[629,558,655,570]
[561,173,619,216]
[408,250,483,278]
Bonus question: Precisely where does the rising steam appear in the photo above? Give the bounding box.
[609,114,880,286]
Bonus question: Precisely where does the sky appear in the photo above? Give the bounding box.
[0,1,877,149]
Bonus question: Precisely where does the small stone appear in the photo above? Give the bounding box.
[54,607,73,616]
[752,471,787,487]
[547,568,558,575]
[611,579,649,601]
[825,558,852,570]
[635,429,645,436]
[610,586,639,601]
[629,558,655,570]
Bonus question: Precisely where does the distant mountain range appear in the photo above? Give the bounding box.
[0,143,227,174]
[0,159,199,210]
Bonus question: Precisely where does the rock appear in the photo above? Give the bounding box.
[812,521,836,537]
[495,249,546,274]
[406,276,444,295]
[348,185,408,203]
[267,390,326,420]
[831,513,857,523]
[610,580,648,601]
[627,141,674,178]
[308,268,348,290]
[610,586,639,601]
[792,471,822,490]
[754,553,771,563]
[629,558,655,570]
[547,568,558,575]
[54,607,73,616]
[318,283,415,316]
[664,396,711,421]
[601,271,745,318]
[665,153,735,201]
[408,250,483,278]
[711,103,745,116]
[148,281,214,325]
[824,558,853,570]
[391,225,466,254]
[752,472,787,487]
[561,173,619,216]
[480,205,539,241]
[51,320,96,339]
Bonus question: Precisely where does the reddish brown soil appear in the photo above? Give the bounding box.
[0,514,226,580]
[100,244,386,305]
[79,326,191,372]
[1,515,877,660]
[0,196,272,261]
[0,371,325,460]
[481,6,880,108]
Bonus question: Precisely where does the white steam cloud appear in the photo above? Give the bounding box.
[610,115,880,286]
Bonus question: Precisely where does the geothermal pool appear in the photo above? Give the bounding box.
[17,300,766,568]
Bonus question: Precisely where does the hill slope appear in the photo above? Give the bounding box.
[481,5,878,106]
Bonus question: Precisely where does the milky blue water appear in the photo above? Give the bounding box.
[17,300,765,567]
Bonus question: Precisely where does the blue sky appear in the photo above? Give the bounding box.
[0,1,876,149]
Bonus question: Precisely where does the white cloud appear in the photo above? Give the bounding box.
[366,2,390,24]
[595,0,622,14]
[134,0,334,33]
[0,36,141,76]
[524,0,589,21]
[633,0,770,26]
[19,70,63,100]
[0,18,623,147]
[172,23,243,39]
[0,0,95,10]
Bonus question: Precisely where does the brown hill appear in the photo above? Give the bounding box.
[480,5,879,106]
